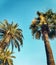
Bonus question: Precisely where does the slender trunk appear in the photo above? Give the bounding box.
[43,31,55,65]
[3,34,11,44]
[0,35,11,50]
[0,34,11,65]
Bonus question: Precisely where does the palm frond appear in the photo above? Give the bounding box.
[13,23,18,28]
[0,29,5,33]
[0,23,6,30]
[3,19,8,26]
[30,24,38,36]
[35,30,41,39]
[8,59,13,65]
[16,29,23,38]
[13,38,20,51]
[15,34,23,45]
[17,28,22,32]
[48,30,55,39]
[10,40,14,52]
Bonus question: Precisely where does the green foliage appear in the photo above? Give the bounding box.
[30,9,56,39]
[0,49,15,65]
[0,20,23,52]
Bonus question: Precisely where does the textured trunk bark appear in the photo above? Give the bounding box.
[43,31,55,65]
[0,35,11,65]
[0,35,11,50]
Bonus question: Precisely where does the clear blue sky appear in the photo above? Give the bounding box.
[0,0,56,65]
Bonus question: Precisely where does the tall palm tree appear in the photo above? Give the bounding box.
[0,20,23,51]
[30,9,56,65]
[0,49,15,65]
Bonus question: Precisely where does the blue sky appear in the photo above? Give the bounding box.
[0,0,56,65]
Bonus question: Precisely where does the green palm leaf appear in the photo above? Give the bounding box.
[0,20,23,52]
[13,38,20,51]
[30,9,56,39]
[0,49,15,65]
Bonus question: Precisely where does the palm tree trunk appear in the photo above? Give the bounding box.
[0,35,11,65]
[0,35,11,50]
[43,31,55,65]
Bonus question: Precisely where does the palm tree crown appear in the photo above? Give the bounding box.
[0,49,15,65]
[30,9,56,39]
[0,20,23,51]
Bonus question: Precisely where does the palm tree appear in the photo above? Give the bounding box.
[0,20,23,51]
[0,49,15,65]
[30,9,56,65]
